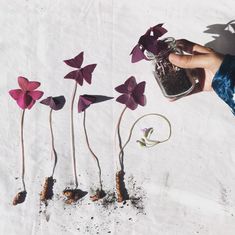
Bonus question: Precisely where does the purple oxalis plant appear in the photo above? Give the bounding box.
[9,76,44,205]
[115,76,146,202]
[63,52,96,204]
[130,23,168,63]
[114,76,172,203]
[39,96,66,203]
[78,94,113,201]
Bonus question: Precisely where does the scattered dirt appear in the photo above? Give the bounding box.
[127,175,146,214]
[12,190,27,205]
[101,191,116,209]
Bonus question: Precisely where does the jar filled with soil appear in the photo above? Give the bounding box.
[147,37,195,100]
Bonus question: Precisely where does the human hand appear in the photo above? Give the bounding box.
[168,39,224,92]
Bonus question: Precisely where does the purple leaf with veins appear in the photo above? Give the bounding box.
[78,95,113,113]
[115,76,146,110]
[40,96,66,111]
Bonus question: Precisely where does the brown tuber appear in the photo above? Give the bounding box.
[63,188,87,204]
[90,189,106,202]
[12,191,27,205]
[116,170,129,203]
[40,176,54,202]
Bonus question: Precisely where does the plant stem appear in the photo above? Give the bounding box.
[116,106,127,171]
[49,108,57,177]
[120,113,172,155]
[83,110,103,190]
[71,81,78,188]
[20,109,26,192]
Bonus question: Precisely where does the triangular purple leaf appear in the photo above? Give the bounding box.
[125,96,138,110]
[130,44,146,63]
[81,64,97,84]
[116,94,129,104]
[78,95,96,113]
[124,76,137,92]
[151,24,167,38]
[64,52,84,68]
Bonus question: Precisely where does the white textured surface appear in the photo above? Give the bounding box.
[0,0,235,234]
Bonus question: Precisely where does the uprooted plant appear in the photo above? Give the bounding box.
[78,94,113,201]
[39,96,66,203]
[9,76,44,205]
[115,76,172,203]
[63,52,96,203]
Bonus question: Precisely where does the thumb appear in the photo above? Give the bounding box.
[168,53,211,69]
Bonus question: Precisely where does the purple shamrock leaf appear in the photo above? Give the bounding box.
[78,95,113,113]
[64,52,84,68]
[146,23,167,39]
[115,76,146,110]
[130,45,148,63]
[64,52,97,86]
[130,23,167,63]
[40,96,66,111]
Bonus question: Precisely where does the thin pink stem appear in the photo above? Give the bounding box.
[49,108,57,177]
[119,113,172,154]
[71,81,78,188]
[116,106,127,171]
[20,109,26,191]
[83,110,103,190]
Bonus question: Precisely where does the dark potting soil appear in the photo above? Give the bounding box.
[157,68,192,96]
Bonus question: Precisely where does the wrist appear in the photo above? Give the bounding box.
[209,53,224,75]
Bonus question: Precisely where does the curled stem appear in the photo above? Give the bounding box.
[83,110,103,190]
[71,81,78,188]
[116,106,127,171]
[119,113,172,156]
[49,109,57,177]
[20,109,26,191]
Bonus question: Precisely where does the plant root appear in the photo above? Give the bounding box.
[40,176,55,202]
[13,191,27,205]
[116,170,129,202]
[90,189,106,202]
[63,188,87,204]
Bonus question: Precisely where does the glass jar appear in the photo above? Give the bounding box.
[146,37,196,100]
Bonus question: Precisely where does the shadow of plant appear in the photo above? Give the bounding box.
[204,20,235,54]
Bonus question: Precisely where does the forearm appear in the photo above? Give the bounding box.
[212,54,235,115]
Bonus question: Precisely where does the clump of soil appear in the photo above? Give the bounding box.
[40,176,55,202]
[63,188,87,204]
[116,170,129,202]
[13,191,27,205]
[90,189,106,202]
